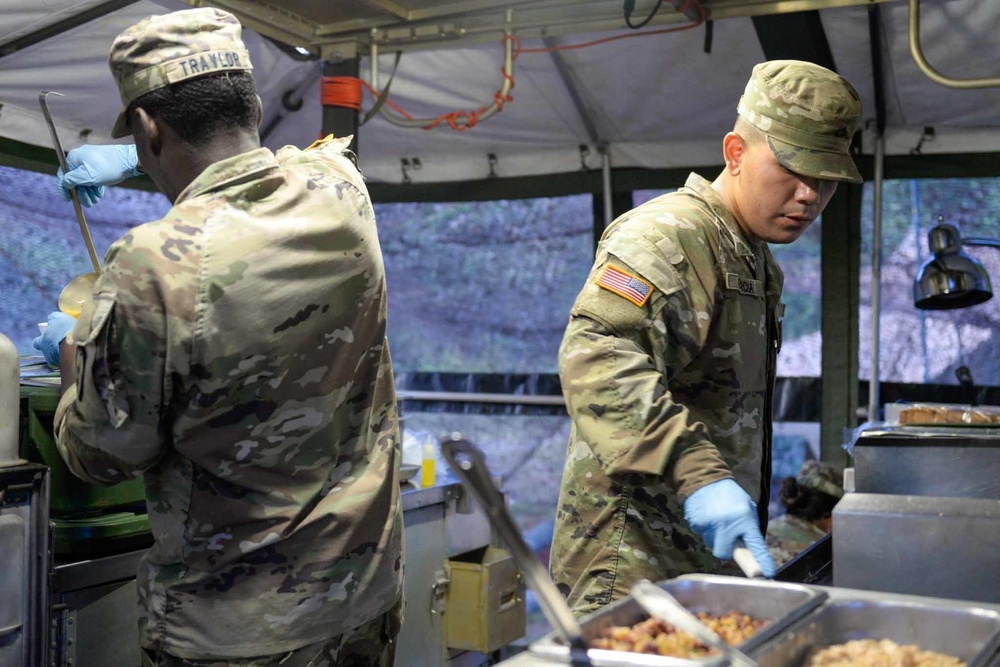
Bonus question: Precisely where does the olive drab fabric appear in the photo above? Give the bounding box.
[796,459,845,499]
[54,135,403,658]
[550,173,784,616]
[139,598,401,666]
[737,60,862,184]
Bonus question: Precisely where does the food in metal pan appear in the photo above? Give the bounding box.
[805,638,965,667]
[589,610,766,657]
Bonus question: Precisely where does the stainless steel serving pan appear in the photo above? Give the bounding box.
[752,597,1000,667]
[530,575,826,667]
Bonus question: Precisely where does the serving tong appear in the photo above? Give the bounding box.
[440,435,591,664]
[630,580,762,667]
[441,434,766,667]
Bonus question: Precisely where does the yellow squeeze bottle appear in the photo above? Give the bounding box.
[420,441,436,488]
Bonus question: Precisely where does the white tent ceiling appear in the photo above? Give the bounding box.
[1,0,999,185]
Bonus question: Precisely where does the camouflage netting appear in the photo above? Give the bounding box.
[0,165,169,353]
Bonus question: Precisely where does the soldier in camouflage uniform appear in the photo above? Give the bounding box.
[550,61,862,616]
[35,8,402,666]
[767,460,844,567]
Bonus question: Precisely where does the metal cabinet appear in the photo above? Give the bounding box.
[50,550,145,667]
[0,463,48,667]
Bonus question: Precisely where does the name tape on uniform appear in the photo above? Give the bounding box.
[596,265,653,307]
[725,272,763,298]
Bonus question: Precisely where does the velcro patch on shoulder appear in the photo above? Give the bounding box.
[595,265,653,307]
[725,272,763,297]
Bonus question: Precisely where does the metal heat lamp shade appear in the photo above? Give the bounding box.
[914,223,995,310]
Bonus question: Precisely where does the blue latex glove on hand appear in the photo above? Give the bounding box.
[32,312,77,367]
[683,478,777,578]
[57,144,141,208]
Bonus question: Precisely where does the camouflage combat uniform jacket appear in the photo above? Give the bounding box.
[551,173,784,615]
[54,136,403,659]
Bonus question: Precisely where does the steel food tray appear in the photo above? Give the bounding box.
[751,597,1000,667]
[529,575,826,666]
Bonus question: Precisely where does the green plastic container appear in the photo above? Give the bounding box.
[20,386,151,554]
[20,386,147,515]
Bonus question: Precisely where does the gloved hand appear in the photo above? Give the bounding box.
[57,144,141,207]
[33,312,77,367]
[683,478,777,578]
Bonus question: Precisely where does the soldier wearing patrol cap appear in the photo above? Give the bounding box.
[35,8,403,666]
[767,460,845,567]
[550,60,862,615]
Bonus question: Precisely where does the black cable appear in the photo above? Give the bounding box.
[362,51,402,126]
[624,0,665,29]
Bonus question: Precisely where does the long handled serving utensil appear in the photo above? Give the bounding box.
[440,434,591,665]
[39,91,101,317]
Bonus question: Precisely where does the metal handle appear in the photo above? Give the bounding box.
[39,91,102,274]
[630,580,761,667]
[0,623,22,639]
[733,539,764,579]
[439,434,590,659]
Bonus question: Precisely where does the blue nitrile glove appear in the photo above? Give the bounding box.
[32,312,77,367]
[57,144,141,207]
[683,478,777,578]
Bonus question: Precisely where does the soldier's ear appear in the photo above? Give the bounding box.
[722,132,746,175]
[132,107,162,158]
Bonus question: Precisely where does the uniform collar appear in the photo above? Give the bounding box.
[175,147,279,204]
[682,173,759,258]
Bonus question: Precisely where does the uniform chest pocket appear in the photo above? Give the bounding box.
[720,272,769,337]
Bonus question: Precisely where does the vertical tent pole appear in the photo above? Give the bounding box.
[600,144,613,230]
[868,134,885,423]
[323,56,360,155]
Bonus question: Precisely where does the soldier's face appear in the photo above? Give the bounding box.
[733,140,838,244]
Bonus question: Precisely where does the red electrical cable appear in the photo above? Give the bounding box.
[518,0,706,54]
[422,33,517,131]
[321,76,363,110]
[346,0,706,131]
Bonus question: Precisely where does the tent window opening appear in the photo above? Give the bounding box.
[375,196,593,374]
[860,177,1000,386]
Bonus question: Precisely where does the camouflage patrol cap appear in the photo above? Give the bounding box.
[796,460,844,499]
[109,8,253,138]
[737,60,862,184]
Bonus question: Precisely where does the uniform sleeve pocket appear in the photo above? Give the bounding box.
[74,294,130,429]
[603,232,686,298]
[75,294,115,346]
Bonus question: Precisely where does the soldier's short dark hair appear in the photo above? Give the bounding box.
[129,71,258,146]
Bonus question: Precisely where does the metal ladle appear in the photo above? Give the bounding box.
[630,579,762,667]
[39,91,101,318]
[439,434,591,665]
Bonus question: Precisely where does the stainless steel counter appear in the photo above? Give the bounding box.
[403,478,464,511]
[852,425,1000,498]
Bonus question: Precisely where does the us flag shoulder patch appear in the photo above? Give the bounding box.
[595,265,653,307]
